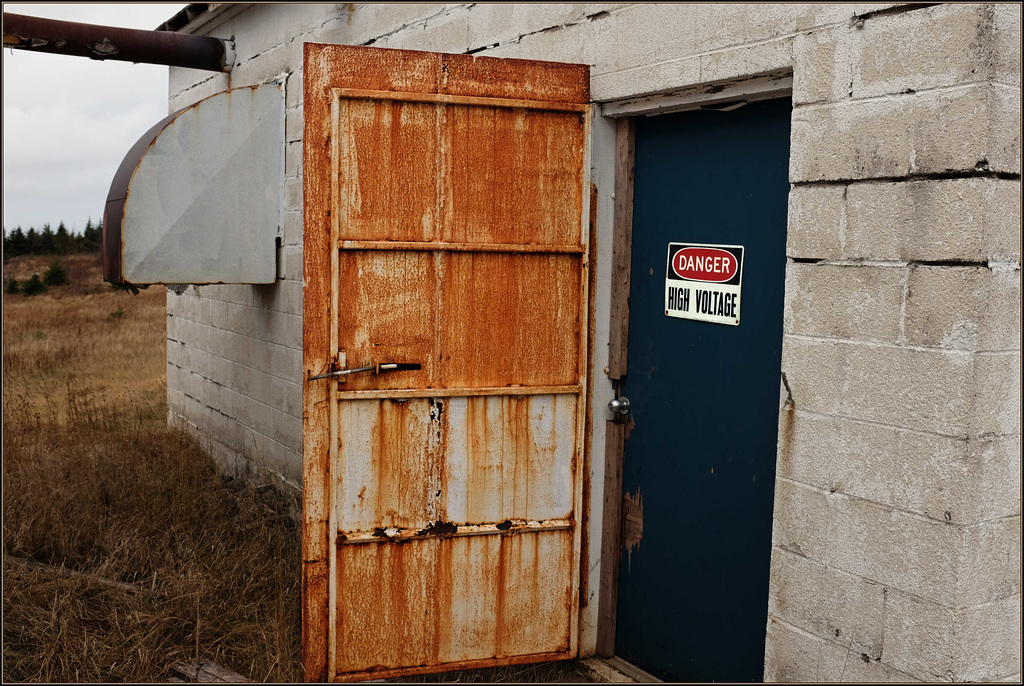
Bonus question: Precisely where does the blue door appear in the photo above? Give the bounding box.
[614,97,791,682]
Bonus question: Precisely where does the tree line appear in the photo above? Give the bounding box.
[3,219,103,258]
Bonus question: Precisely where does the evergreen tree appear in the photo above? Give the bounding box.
[9,227,27,256]
[6,278,20,295]
[43,258,69,286]
[22,273,46,296]
[26,227,39,255]
[55,221,71,255]
[83,218,101,252]
[12,226,27,254]
[38,224,55,254]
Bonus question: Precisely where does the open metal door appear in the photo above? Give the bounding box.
[302,44,591,682]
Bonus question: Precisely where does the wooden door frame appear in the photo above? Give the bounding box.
[596,116,635,657]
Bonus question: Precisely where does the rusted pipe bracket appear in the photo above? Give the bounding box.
[3,12,234,72]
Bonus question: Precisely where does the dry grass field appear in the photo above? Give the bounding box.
[2,254,302,682]
[2,253,591,684]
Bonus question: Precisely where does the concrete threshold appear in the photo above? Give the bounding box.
[579,656,662,683]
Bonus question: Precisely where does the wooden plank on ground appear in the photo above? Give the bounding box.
[4,554,156,595]
[169,659,250,683]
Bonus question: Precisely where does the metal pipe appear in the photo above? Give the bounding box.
[2,12,233,72]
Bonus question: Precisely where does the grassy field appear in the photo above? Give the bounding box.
[2,254,302,682]
[2,253,591,684]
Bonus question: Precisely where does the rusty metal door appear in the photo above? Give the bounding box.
[302,44,591,682]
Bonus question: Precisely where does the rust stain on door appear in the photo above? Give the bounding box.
[304,44,591,682]
[622,489,643,570]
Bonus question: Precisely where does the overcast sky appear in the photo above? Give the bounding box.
[3,3,187,234]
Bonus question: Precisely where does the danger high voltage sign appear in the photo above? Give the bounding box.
[664,242,744,326]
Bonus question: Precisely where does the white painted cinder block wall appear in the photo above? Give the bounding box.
[165,3,1020,681]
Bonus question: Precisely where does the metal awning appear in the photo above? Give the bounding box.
[103,83,285,286]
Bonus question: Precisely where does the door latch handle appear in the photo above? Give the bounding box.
[308,362,421,381]
[608,396,631,416]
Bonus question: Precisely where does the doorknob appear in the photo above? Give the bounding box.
[308,362,421,381]
[608,396,631,416]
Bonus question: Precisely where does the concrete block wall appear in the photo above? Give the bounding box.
[773,3,1021,682]
[163,2,1021,678]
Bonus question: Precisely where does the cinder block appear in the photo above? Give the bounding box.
[612,4,702,72]
[782,337,974,436]
[285,66,303,110]
[253,431,303,487]
[252,277,301,316]
[494,14,590,67]
[504,2,604,39]
[167,362,187,393]
[791,85,1017,182]
[222,302,245,336]
[285,106,303,145]
[764,616,916,682]
[234,3,298,57]
[784,263,904,343]
[702,38,793,87]
[852,4,1001,98]
[793,26,852,105]
[391,8,471,54]
[576,13,621,78]
[226,358,251,400]
[281,379,302,421]
[189,347,212,381]
[220,386,252,426]
[993,3,1022,88]
[344,4,444,46]
[283,210,303,247]
[776,410,969,520]
[169,69,227,106]
[764,618,828,682]
[167,387,186,416]
[771,478,830,559]
[787,184,846,260]
[821,494,962,606]
[464,3,590,55]
[883,588,957,679]
[208,352,233,389]
[297,2,345,30]
[692,4,823,54]
[971,351,1021,437]
[248,339,294,378]
[967,435,1022,523]
[958,594,1022,682]
[768,550,885,658]
[267,309,302,349]
[251,399,302,450]
[990,84,1022,174]
[791,98,911,181]
[212,299,230,327]
[845,178,1022,263]
[208,408,244,451]
[591,56,702,103]
[905,266,1021,352]
[285,140,302,178]
[960,516,1022,606]
[285,176,303,214]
